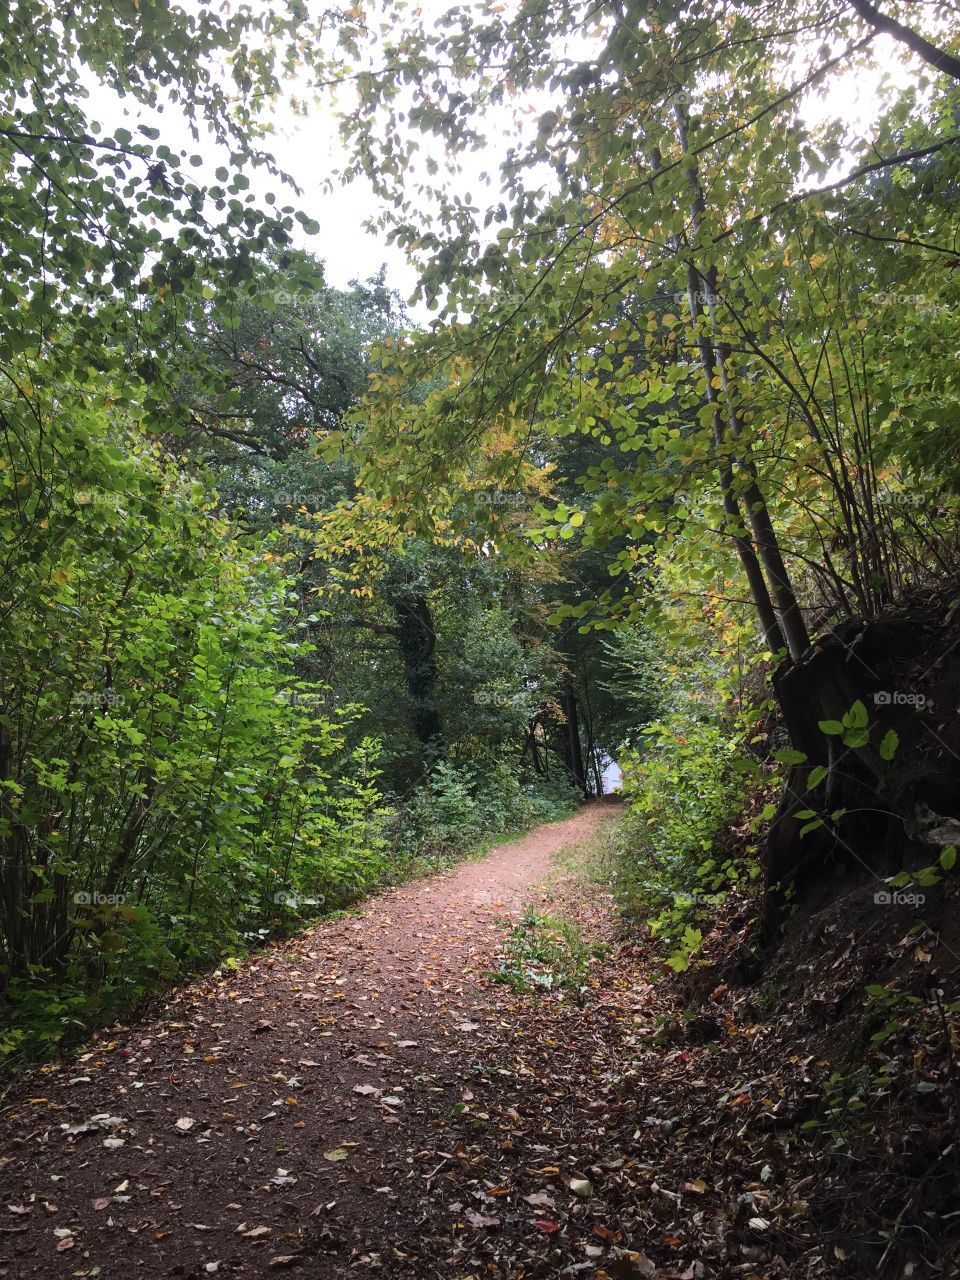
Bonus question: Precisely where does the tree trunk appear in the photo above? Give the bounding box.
[393,593,445,767]
[760,617,949,935]
[560,683,587,794]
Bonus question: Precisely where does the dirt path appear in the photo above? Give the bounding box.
[0,803,619,1280]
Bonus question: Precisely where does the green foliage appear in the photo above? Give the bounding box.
[808,981,960,1147]
[487,910,605,998]
[613,674,759,970]
[791,702,908,836]
[0,1,347,434]
[596,626,670,745]
[386,761,580,872]
[0,392,389,1066]
[616,714,749,909]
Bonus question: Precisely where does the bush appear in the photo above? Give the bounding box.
[0,404,390,1069]
[386,760,581,872]
[615,711,754,967]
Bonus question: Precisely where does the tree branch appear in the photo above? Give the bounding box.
[847,0,960,81]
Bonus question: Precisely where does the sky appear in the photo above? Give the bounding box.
[84,6,928,316]
[263,115,419,296]
[241,20,925,305]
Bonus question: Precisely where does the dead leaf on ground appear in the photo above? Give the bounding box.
[323,1143,359,1161]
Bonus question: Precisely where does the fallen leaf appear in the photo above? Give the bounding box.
[323,1145,358,1162]
[613,1251,656,1278]
[465,1209,500,1228]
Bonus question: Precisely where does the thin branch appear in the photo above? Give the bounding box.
[847,0,960,81]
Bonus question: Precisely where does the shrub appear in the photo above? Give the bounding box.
[0,404,390,1068]
[386,760,581,872]
[615,710,754,967]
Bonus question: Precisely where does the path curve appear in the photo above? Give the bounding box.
[0,802,618,1280]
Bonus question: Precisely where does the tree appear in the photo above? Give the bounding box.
[0,1,346,431]
[168,252,596,792]
[336,0,960,919]
[0,0,392,1061]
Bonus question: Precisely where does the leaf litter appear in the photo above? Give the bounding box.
[0,802,957,1278]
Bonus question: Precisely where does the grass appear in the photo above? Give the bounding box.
[548,808,621,887]
[486,909,607,999]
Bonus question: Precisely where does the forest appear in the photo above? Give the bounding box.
[0,1,959,1277]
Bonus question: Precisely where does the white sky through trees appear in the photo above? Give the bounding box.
[81,4,926,314]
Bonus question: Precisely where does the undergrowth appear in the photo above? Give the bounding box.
[487,909,606,1000]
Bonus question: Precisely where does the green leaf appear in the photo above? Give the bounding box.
[806,765,828,789]
[916,866,941,887]
[842,700,869,730]
[940,846,957,871]
[879,729,899,761]
[870,1020,901,1044]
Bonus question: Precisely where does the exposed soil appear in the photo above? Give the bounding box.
[0,803,620,1279]
[2,798,958,1280]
